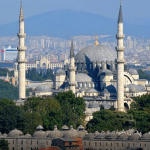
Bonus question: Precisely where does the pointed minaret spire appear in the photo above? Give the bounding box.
[19,0,24,21]
[118,0,123,23]
[70,40,74,58]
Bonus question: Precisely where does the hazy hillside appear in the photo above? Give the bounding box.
[0,9,149,38]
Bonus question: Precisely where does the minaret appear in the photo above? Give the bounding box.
[116,1,125,111]
[17,1,26,100]
[69,40,76,94]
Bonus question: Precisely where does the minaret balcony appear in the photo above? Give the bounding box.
[17,33,26,38]
[116,59,125,64]
[17,46,26,51]
[69,66,76,71]
[115,46,125,51]
[69,81,77,86]
[116,34,125,39]
[18,58,27,63]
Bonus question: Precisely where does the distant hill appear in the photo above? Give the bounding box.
[0,9,149,38]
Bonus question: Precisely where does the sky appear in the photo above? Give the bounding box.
[0,0,150,25]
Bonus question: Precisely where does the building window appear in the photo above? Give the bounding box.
[13,140,14,144]
[84,142,86,146]
[145,144,146,147]
[95,142,97,146]
[117,143,119,146]
[100,143,101,146]
[106,142,107,146]
[21,140,23,145]
[13,147,14,150]
[37,141,38,145]
[21,147,23,150]
[46,141,48,145]
[122,143,123,147]
[31,140,32,145]
[111,143,112,146]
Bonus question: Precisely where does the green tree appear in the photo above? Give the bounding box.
[54,91,86,128]
[23,112,43,134]
[0,105,24,133]
[0,139,9,150]
[128,93,150,133]
[86,110,134,133]
[0,98,15,111]
[22,97,63,131]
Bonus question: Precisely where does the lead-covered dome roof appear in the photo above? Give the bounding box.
[56,69,66,76]
[34,84,52,92]
[128,68,138,75]
[75,73,94,82]
[75,45,117,62]
[7,129,24,137]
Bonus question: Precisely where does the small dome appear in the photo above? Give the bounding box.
[61,125,69,131]
[100,69,113,76]
[32,130,47,138]
[48,125,62,138]
[56,69,66,76]
[77,125,84,131]
[106,85,117,93]
[85,88,98,93]
[88,102,99,108]
[95,133,106,139]
[101,103,111,109]
[0,132,2,136]
[75,73,94,82]
[129,133,140,140]
[84,133,95,140]
[102,88,110,93]
[36,125,44,130]
[94,131,99,136]
[25,133,31,137]
[34,84,52,92]
[118,133,128,140]
[7,129,24,137]
[63,125,80,139]
[3,133,7,137]
[141,133,150,140]
[106,132,117,140]
[128,68,138,75]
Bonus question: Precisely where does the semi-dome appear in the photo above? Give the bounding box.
[128,68,138,75]
[75,73,94,82]
[34,84,52,92]
[85,88,98,93]
[100,69,113,76]
[88,102,99,108]
[118,133,128,140]
[47,125,62,138]
[8,129,24,137]
[56,69,66,76]
[128,84,145,93]
[101,103,111,109]
[75,45,117,62]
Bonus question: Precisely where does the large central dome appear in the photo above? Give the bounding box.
[75,45,117,62]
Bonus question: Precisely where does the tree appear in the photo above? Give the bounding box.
[86,110,134,133]
[54,91,86,128]
[0,98,15,111]
[0,139,9,150]
[22,97,63,131]
[23,112,42,134]
[128,93,150,133]
[0,105,24,133]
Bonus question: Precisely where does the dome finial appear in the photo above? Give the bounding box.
[94,35,99,46]
[120,0,122,5]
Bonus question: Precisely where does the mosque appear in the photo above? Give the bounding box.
[15,2,150,119]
